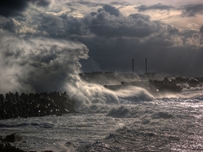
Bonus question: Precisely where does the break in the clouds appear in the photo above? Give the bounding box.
[135,3,203,18]
[0,0,203,93]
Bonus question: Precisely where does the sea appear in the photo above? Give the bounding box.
[0,85,203,152]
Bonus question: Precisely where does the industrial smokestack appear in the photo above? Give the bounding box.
[132,58,134,74]
[145,58,148,74]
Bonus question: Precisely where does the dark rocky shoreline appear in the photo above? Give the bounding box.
[0,92,75,120]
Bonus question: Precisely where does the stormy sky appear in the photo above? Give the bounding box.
[0,0,203,92]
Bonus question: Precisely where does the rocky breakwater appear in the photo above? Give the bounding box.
[148,77,200,95]
[0,92,75,120]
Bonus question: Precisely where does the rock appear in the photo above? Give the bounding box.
[0,142,24,152]
[0,91,76,120]
[149,79,182,93]
[174,77,189,83]
[188,78,199,87]
[65,141,75,147]
[64,142,76,151]
[2,133,22,142]
[153,112,173,119]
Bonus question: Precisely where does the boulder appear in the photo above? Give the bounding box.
[0,143,24,152]
[2,133,22,142]
[188,78,199,87]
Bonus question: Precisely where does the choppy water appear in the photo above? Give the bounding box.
[1,87,203,151]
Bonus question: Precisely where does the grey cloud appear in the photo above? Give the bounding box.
[110,2,129,6]
[36,14,83,37]
[0,18,17,33]
[0,10,84,38]
[101,5,121,17]
[181,4,203,17]
[84,5,163,38]
[137,3,175,12]
[34,0,50,7]
[77,1,103,7]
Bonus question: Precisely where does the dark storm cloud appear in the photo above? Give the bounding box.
[181,4,203,17]
[78,5,203,76]
[0,10,83,38]
[36,14,83,37]
[101,5,121,17]
[24,4,192,76]
[80,29,203,76]
[0,0,28,17]
[200,26,203,33]
[84,5,163,38]
[0,18,17,33]
[136,3,175,12]
[0,0,50,17]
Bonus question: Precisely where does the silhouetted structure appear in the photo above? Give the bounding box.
[145,58,148,74]
[132,58,134,74]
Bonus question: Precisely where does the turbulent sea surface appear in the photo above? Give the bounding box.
[1,86,203,152]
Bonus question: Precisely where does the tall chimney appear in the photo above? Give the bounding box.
[145,58,148,74]
[132,58,134,74]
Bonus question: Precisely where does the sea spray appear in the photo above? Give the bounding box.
[0,34,155,113]
[116,86,154,102]
[65,81,119,111]
[66,81,155,112]
[0,35,88,93]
